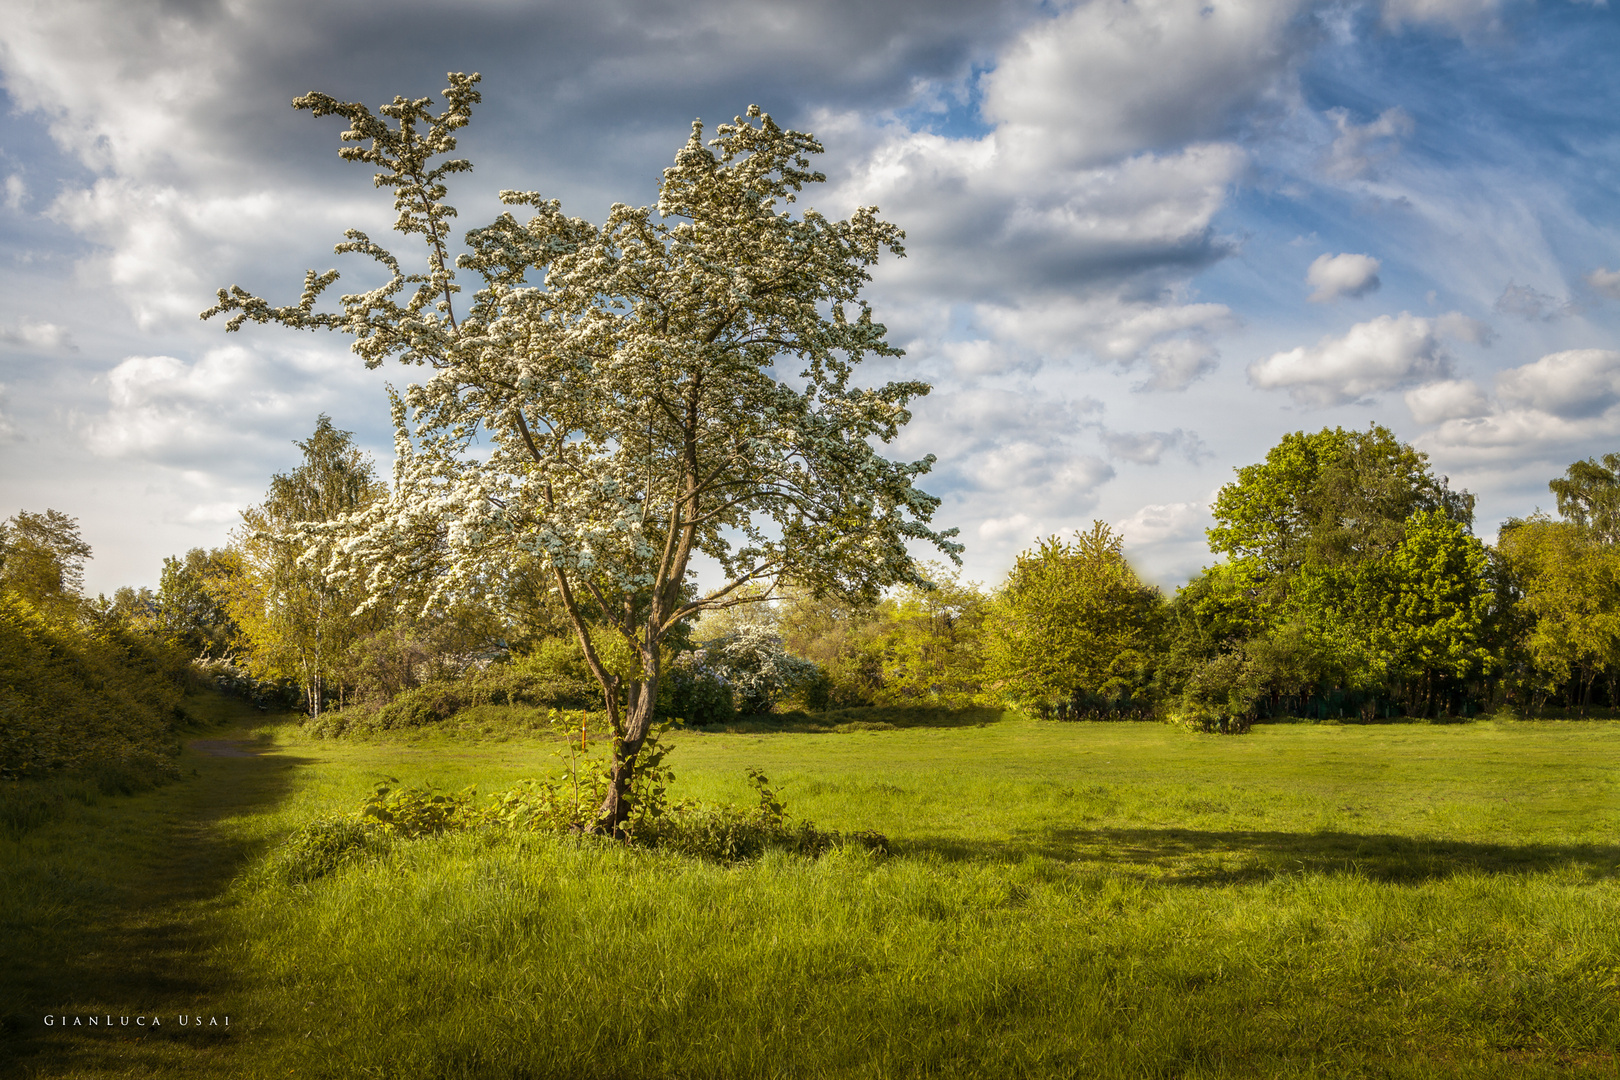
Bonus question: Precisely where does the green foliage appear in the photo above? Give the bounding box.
[359,779,480,836]
[1177,650,1260,733]
[0,508,93,606]
[1208,424,1473,577]
[655,652,737,725]
[156,547,240,657]
[984,522,1162,710]
[1548,452,1620,543]
[1185,426,1494,723]
[0,590,191,779]
[305,637,602,736]
[260,816,391,886]
[870,566,987,708]
[213,415,388,718]
[1498,515,1620,711]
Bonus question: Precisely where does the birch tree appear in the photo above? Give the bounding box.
[203,74,957,832]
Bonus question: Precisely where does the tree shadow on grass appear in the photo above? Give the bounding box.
[0,710,313,1078]
[905,827,1620,886]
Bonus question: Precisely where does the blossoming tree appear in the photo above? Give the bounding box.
[203,74,958,831]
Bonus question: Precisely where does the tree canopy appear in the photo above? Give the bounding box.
[203,74,956,830]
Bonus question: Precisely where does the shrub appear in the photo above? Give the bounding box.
[656,654,736,726]
[260,816,390,885]
[358,779,479,836]
[258,758,886,884]
[0,590,193,778]
[1179,651,1260,734]
[306,637,602,737]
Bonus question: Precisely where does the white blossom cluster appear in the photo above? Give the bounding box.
[203,76,958,766]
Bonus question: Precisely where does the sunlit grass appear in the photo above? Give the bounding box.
[4,702,1619,1076]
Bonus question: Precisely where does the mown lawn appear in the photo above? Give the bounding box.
[3,700,1618,1077]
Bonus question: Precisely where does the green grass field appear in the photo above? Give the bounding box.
[3,698,1618,1077]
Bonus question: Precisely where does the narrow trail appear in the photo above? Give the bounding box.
[1,700,309,1078]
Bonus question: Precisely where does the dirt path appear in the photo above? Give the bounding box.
[1,700,307,1078]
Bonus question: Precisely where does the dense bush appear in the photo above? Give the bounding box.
[303,638,601,737]
[655,656,737,725]
[261,762,884,885]
[0,591,193,778]
[191,655,300,710]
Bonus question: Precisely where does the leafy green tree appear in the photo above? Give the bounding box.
[1208,424,1472,578]
[156,548,239,657]
[1191,425,1491,718]
[203,75,957,832]
[214,417,387,716]
[1497,516,1620,713]
[778,588,887,708]
[872,565,986,708]
[0,509,93,605]
[1304,509,1501,717]
[983,523,1162,711]
[1548,454,1620,543]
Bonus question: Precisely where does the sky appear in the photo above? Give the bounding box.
[1,0,1619,596]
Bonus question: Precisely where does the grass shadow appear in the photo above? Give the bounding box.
[905,826,1620,885]
[0,696,315,1078]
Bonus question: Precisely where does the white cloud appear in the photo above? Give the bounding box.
[0,320,74,350]
[1113,500,1209,545]
[1100,428,1209,465]
[1423,351,1620,461]
[1494,281,1576,322]
[824,0,1320,392]
[980,0,1308,169]
[1404,378,1490,424]
[1322,106,1413,180]
[1248,311,1484,407]
[1495,349,1620,418]
[78,344,378,471]
[3,175,25,211]
[1306,252,1381,302]
[1586,267,1620,300]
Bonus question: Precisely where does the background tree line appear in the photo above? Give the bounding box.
[12,417,1620,764]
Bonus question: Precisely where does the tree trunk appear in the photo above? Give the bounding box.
[593,676,659,836]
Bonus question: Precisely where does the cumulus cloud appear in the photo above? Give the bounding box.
[1321,106,1413,180]
[1494,282,1576,322]
[0,320,74,350]
[1423,351,1620,461]
[978,0,1309,169]
[1249,311,1486,407]
[1586,267,1620,300]
[1113,500,1209,545]
[1100,428,1209,465]
[823,0,1324,391]
[78,344,380,473]
[1306,252,1382,302]
[1495,349,1620,418]
[1404,378,1490,424]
